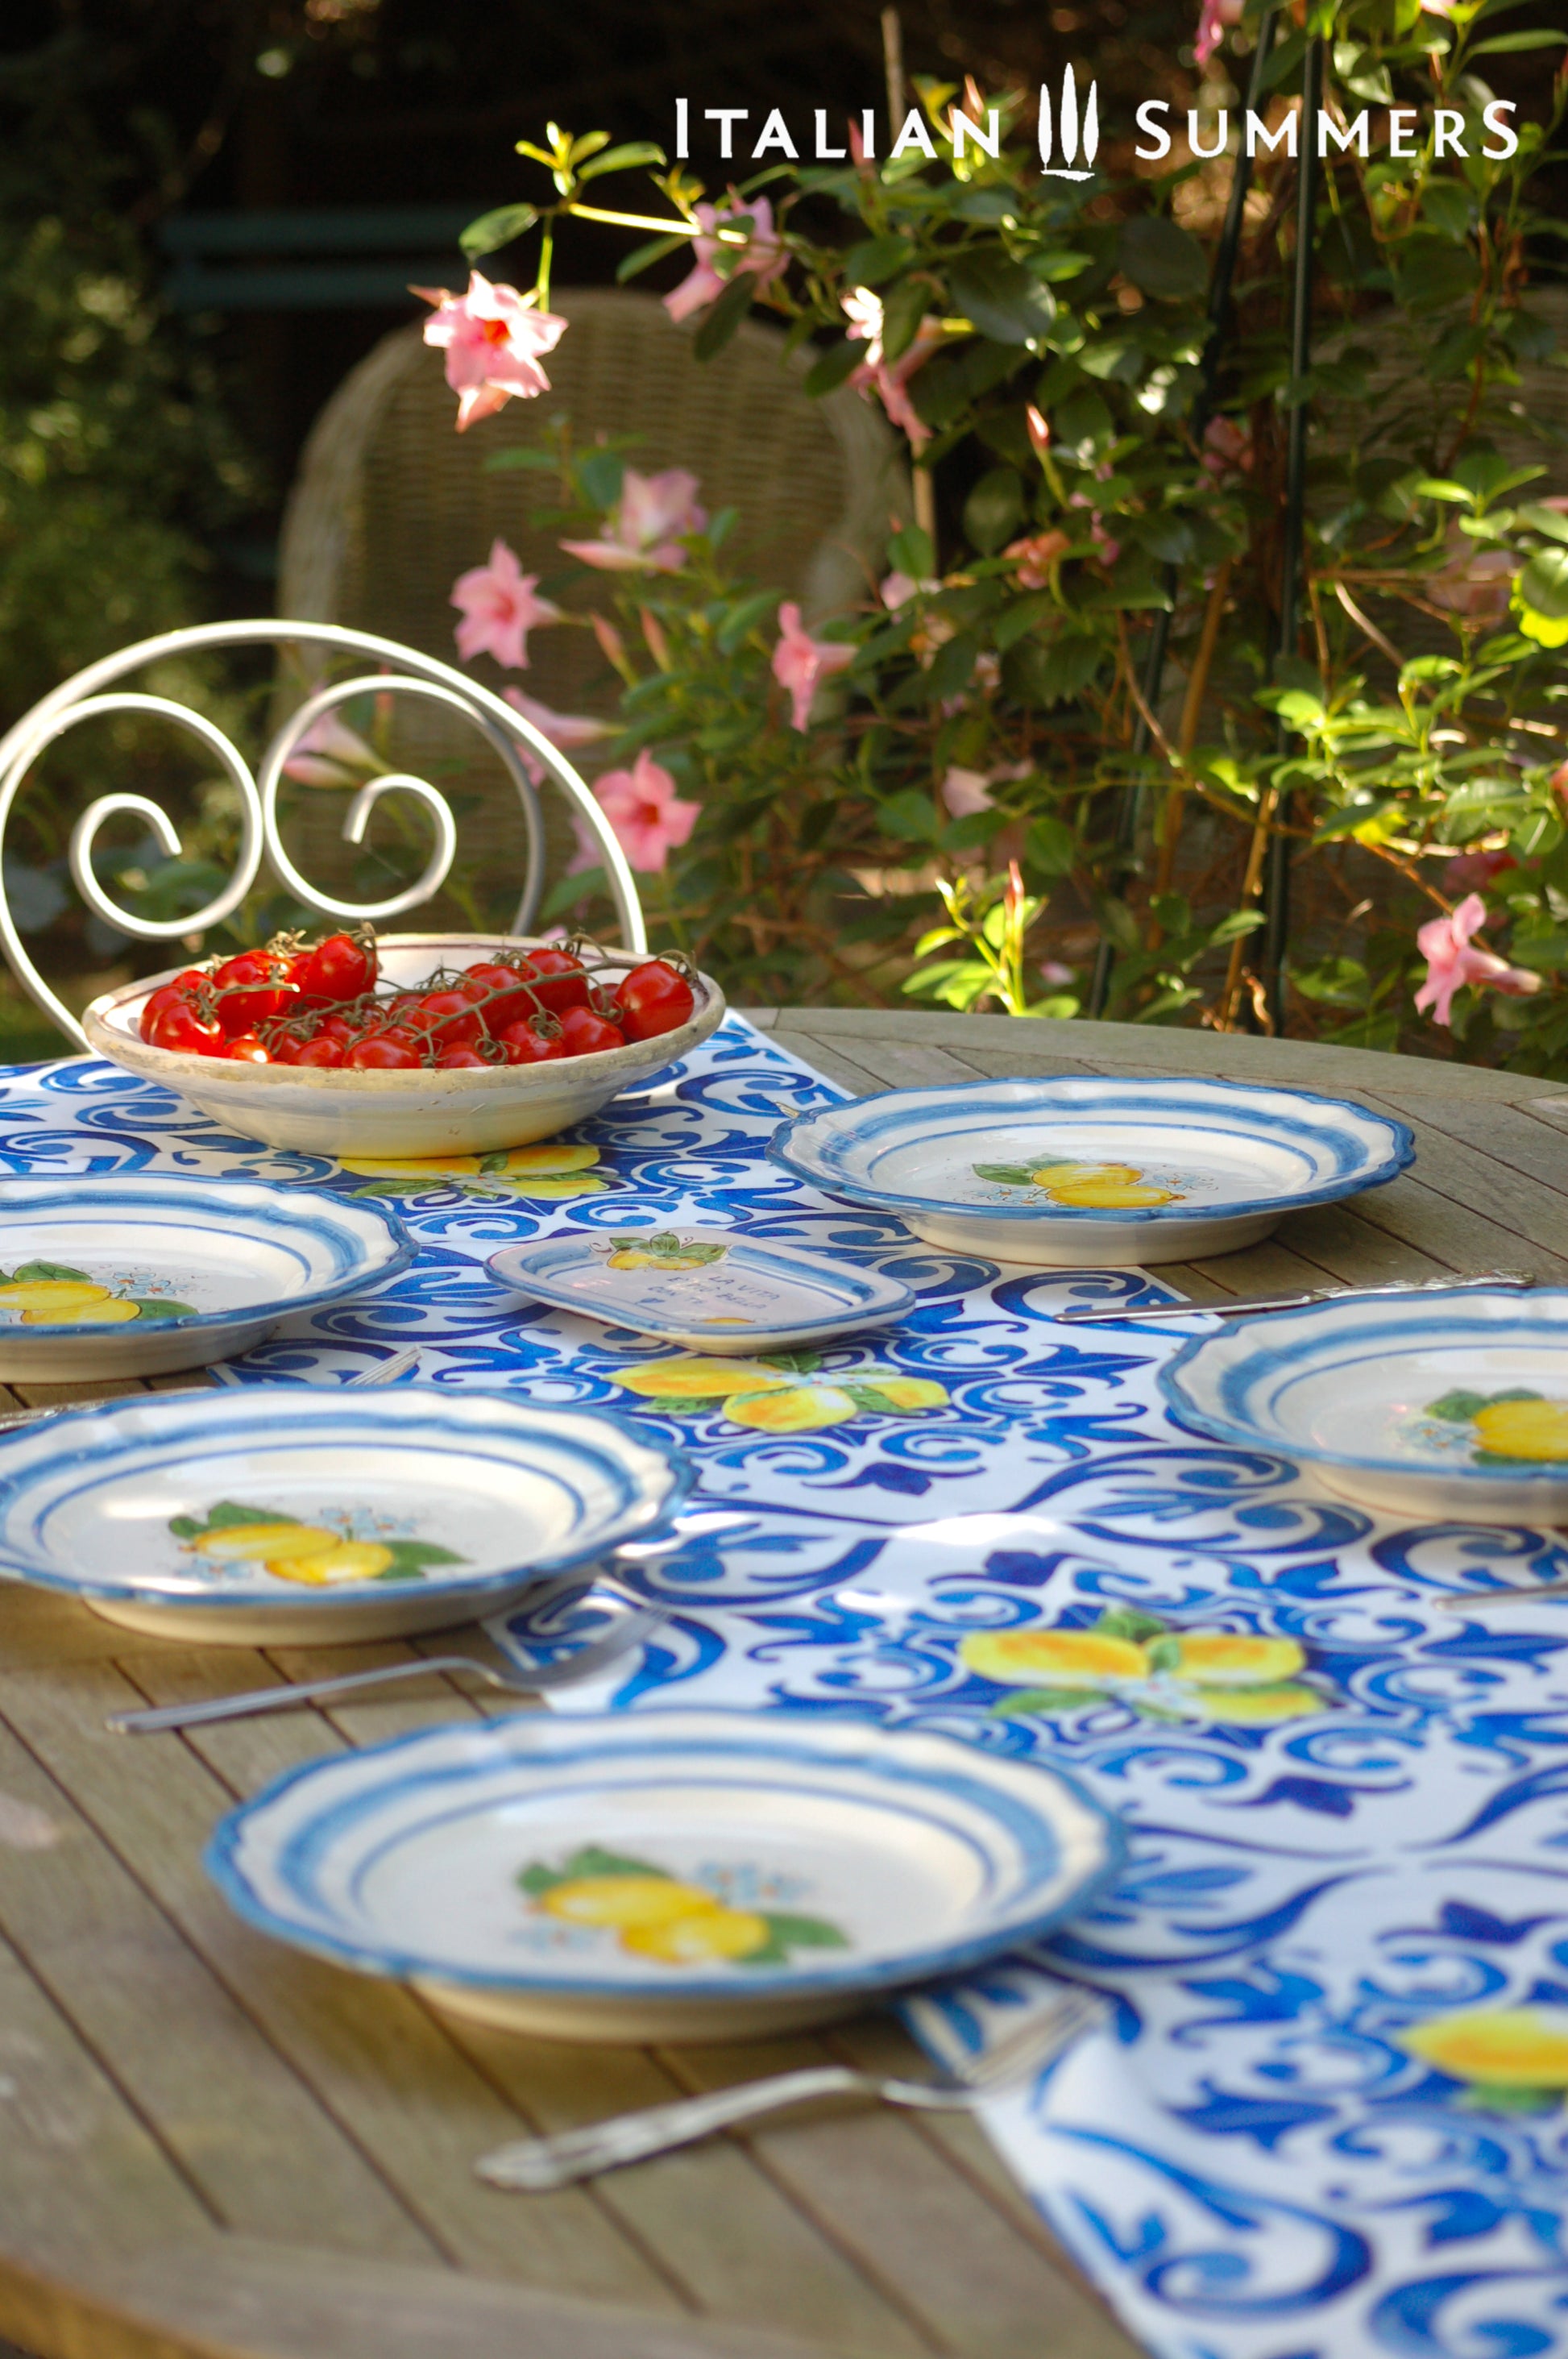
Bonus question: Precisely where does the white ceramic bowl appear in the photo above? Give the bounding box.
[1163,1286,1568,1522]
[206,1709,1122,2041]
[82,935,725,1158]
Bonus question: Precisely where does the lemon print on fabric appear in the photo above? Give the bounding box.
[1423,1387,1568,1467]
[613,1351,948,1432]
[169,1500,465,1587]
[960,1608,1329,1728]
[973,1160,1183,1210]
[1397,2008,1568,2113]
[601,1233,728,1273]
[0,1260,196,1326]
[518,1846,848,1970]
[342,1144,608,1201]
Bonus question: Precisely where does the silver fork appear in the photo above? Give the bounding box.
[105,1603,665,1734]
[475,1983,1108,2191]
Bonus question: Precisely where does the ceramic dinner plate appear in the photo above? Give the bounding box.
[205,1709,1122,2041]
[0,1174,410,1379]
[770,1076,1413,1265]
[0,1386,691,1643]
[487,1228,916,1352]
[1163,1285,1568,1522]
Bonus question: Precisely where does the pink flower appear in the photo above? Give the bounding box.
[560,467,707,573]
[1414,892,1541,1027]
[843,286,943,453]
[417,272,566,431]
[593,750,701,872]
[450,539,562,670]
[772,601,855,731]
[563,811,607,876]
[1202,416,1254,481]
[881,570,938,610]
[1068,492,1121,567]
[1195,0,1244,67]
[502,687,612,786]
[663,196,788,323]
[940,766,994,820]
[1003,530,1072,590]
[282,711,378,787]
[1444,847,1517,892]
[1040,960,1075,987]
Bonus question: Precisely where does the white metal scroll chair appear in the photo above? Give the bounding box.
[0,619,646,1051]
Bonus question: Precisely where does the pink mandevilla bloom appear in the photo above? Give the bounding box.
[1002,529,1072,590]
[1195,0,1244,67]
[418,272,566,431]
[844,285,944,453]
[502,687,612,787]
[560,467,707,573]
[282,711,378,787]
[663,195,789,323]
[1414,892,1541,1028]
[450,539,562,670]
[772,602,855,731]
[593,750,701,873]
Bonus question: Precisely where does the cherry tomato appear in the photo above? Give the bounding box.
[226,1033,272,1063]
[212,949,296,1036]
[297,932,377,1003]
[434,1045,491,1069]
[295,1035,346,1068]
[521,945,590,1015]
[268,1032,306,1065]
[558,1005,626,1057]
[414,990,483,1047]
[499,1019,564,1065]
[149,1003,226,1057]
[463,961,540,1033]
[616,960,695,1042]
[346,1036,421,1070]
[321,1013,361,1045]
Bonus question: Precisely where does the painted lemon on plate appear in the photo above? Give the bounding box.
[1423,1387,1568,1466]
[169,1500,465,1587]
[518,1846,848,1971]
[0,1261,196,1325]
[973,1160,1183,1209]
[603,1233,728,1273]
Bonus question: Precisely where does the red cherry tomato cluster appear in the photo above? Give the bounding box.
[135,931,696,1073]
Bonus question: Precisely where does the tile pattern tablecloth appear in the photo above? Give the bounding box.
[7,1021,1568,2359]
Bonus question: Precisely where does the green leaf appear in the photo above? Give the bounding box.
[947,256,1056,345]
[11,1260,89,1283]
[888,525,935,579]
[760,1912,849,1950]
[963,466,1025,555]
[1025,815,1078,875]
[842,235,909,286]
[616,231,689,284]
[716,590,782,653]
[1117,217,1207,302]
[992,1687,1101,1717]
[973,1162,1040,1186]
[879,277,931,365]
[1470,28,1566,51]
[925,630,981,701]
[125,1298,197,1322]
[803,338,866,396]
[380,1540,466,1578]
[459,202,538,262]
[168,1516,201,1541]
[993,591,1056,652]
[692,270,760,361]
[879,788,941,844]
[1520,505,1568,546]
[205,1501,296,1531]
[575,139,668,182]
[1520,547,1568,621]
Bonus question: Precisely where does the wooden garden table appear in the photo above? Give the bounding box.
[5,1008,1568,2359]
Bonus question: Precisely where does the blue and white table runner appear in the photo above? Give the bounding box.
[6,1018,1568,2359]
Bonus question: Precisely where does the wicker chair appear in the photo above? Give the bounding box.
[277,289,906,914]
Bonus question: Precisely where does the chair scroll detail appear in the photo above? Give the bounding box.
[0,620,647,1050]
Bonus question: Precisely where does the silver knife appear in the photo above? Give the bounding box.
[1056,1273,1535,1324]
